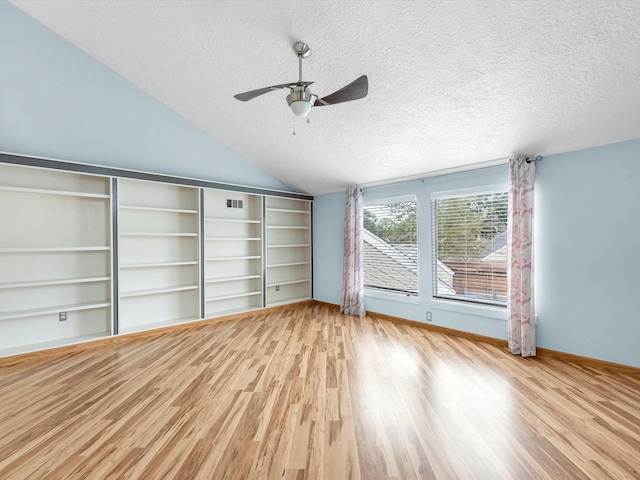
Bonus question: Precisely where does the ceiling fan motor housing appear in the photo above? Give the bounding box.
[286,85,317,117]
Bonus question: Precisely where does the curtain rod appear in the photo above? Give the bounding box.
[359,155,543,190]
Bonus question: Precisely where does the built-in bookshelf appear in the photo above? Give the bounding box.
[265,197,312,306]
[117,179,200,333]
[203,189,263,317]
[0,154,313,358]
[0,163,112,357]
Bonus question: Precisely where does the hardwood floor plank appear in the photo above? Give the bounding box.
[1,303,639,479]
[324,418,361,480]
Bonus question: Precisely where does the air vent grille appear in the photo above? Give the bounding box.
[226,199,244,209]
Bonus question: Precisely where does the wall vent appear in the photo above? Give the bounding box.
[226,199,244,209]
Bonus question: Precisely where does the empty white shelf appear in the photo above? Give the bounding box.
[204,306,263,319]
[0,276,110,289]
[0,185,109,199]
[267,244,310,248]
[0,333,111,358]
[266,279,311,287]
[0,301,111,321]
[120,285,199,298]
[120,261,198,269]
[205,255,261,261]
[266,226,310,230]
[205,291,262,302]
[205,237,261,241]
[0,246,110,253]
[267,261,311,268]
[266,297,312,307]
[266,208,310,214]
[119,205,198,214]
[118,317,201,335]
[119,232,198,237]
[205,218,261,224]
[205,275,262,284]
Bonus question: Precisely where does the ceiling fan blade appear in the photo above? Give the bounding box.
[234,81,314,102]
[314,75,368,106]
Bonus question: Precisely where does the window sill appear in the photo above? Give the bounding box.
[365,288,420,304]
[432,298,507,320]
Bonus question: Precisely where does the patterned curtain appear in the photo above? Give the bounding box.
[340,187,366,317]
[507,156,536,357]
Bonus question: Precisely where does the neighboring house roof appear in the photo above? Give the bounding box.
[483,245,507,263]
[392,244,456,275]
[393,244,418,268]
[363,229,455,295]
[482,231,508,263]
[488,231,508,253]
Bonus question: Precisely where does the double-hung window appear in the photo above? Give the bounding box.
[431,187,508,306]
[363,198,418,296]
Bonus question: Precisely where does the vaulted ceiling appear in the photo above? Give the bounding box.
[10,1,640,195]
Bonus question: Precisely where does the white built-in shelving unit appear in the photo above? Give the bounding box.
[0,163,112,357]
[117,179,200,333]
[265,197,312,306]
[203,189,263,317]
[0,154,313,359]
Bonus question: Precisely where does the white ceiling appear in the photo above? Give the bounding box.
[10,0,640,195]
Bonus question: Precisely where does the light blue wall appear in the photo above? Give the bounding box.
[535,140,640,367]
[313,191,346,303]
[314,140,640,368]
[0,2,291,192]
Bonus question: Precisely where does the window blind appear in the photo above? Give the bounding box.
[431,191,508,306]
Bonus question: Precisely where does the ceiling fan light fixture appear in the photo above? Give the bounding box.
[287,86,317,117]
[289,100,312,117]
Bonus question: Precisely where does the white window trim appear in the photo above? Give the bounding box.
[430,183,508,200]
[432,297,507,320]
[364,194,417,207]
[364,287,420,304]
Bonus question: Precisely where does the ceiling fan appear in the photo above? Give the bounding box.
[234,42,368,117]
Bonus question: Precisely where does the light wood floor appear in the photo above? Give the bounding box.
[1,303,639,479]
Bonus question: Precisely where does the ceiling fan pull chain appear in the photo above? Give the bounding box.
[292,117,296,136]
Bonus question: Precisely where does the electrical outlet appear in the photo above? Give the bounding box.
[426,311,432,322]
[59,312,67,322]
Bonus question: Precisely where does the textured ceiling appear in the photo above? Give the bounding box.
[10,0,640,195]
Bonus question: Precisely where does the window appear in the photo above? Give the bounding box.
[431,188,508,306]
[363,198,418,295]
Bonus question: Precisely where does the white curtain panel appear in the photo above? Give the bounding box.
[340,187,366,317]
[507,156,536,357]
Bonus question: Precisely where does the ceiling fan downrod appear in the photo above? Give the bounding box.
[287,42,316,117]
[293,41,310,84]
